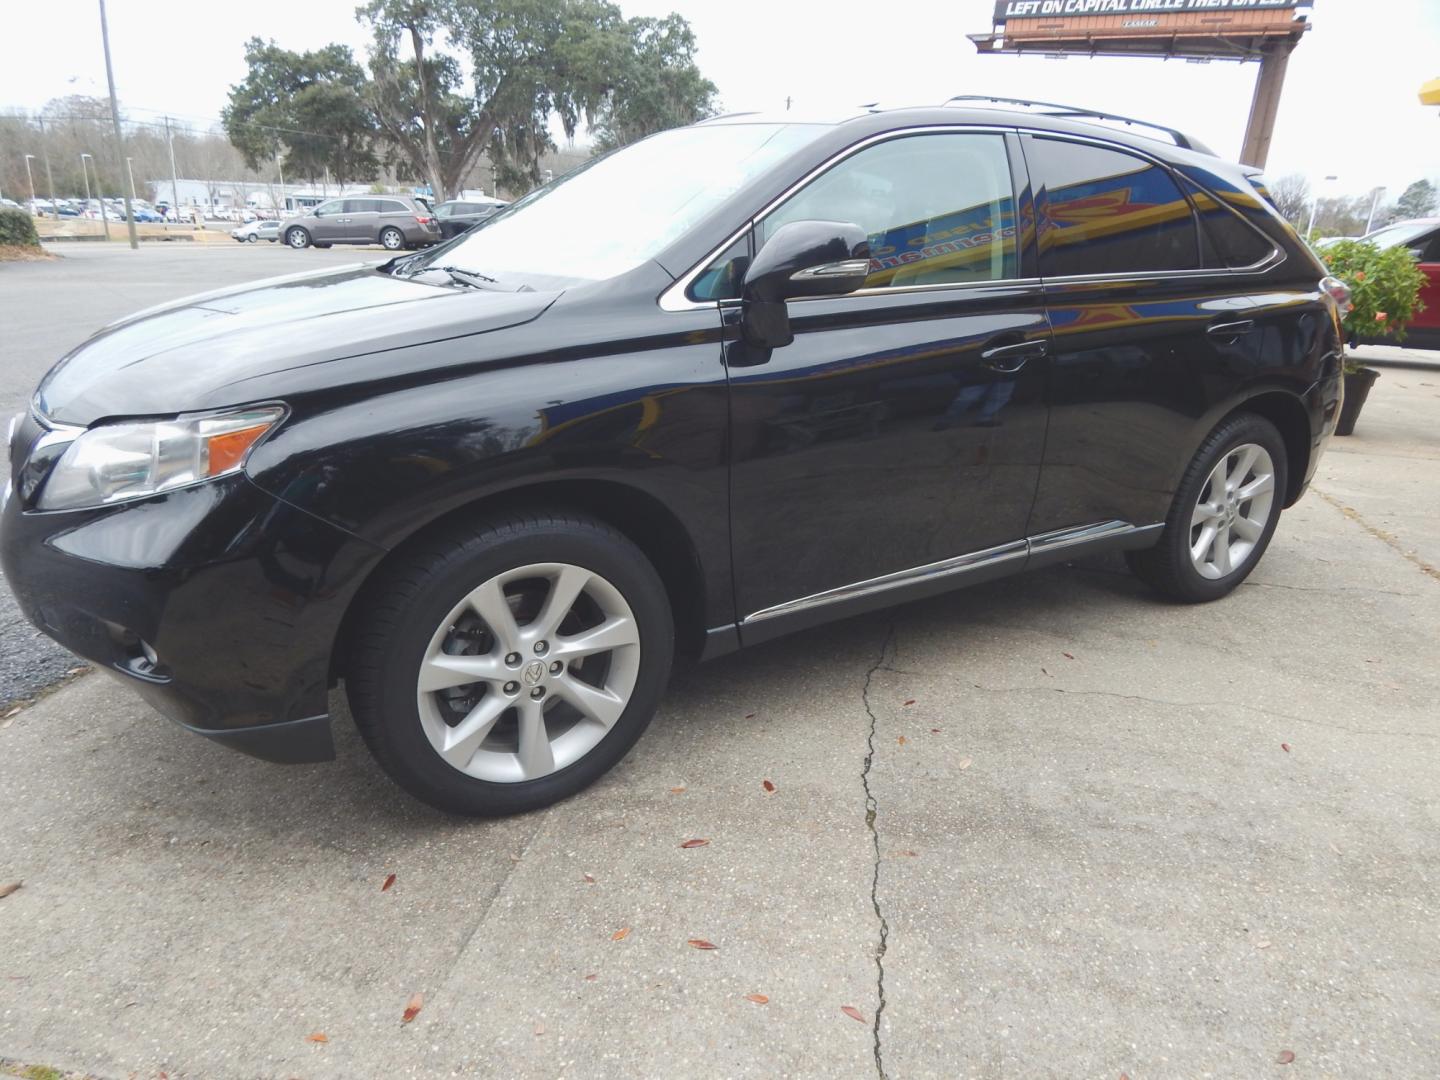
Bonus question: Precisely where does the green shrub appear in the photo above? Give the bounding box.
[0,207,40,247]
[1322,239,1427,351]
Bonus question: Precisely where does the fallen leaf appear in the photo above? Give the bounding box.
[680,838,710,849]
[381,873,396,892]
[930,728,941,733]
[611,927,630,941]
[509,852,522,862]
[0,883,20,899]
[1281,743,1290,752]
[669,786,686,794]
[1120,1074,1131,1080]
[958,757,973,770]
[897,735,907,746]
[840,1005,866,1023]
[762,780,776,793]
[584,973,598,981]
[3,707,19,718]
[687,938,718,950]
[1256,940,1272,950]
[1277,1049,1295,1064]
[401,993,423,1024]
[745,713,756,719]
[1041,667,1052,677]
[583,873,596,884]
[903,699,916,706]
[1062,652,1075,660]
[534,1021,545,1036]
[896,850,919,857]
[744,993,769,1004]
[306,1032,328,1044]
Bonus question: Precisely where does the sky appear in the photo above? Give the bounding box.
[2,0,1436,201]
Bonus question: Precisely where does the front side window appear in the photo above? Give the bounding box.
[759,132,1019,290]
[314,200,343,217]
[1028,138,1199,276]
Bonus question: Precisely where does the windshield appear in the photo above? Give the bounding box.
[1363,221,1435,249]
[408,123,825,284]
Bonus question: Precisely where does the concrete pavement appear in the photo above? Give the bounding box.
[1,369,1436,1078]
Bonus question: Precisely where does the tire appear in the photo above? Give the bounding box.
[345,510,674,816]
[1126,413,1288,603]
[379,227,405,251]
[246,233,258,243]
[285,226,310,249]
[314,243,332,249]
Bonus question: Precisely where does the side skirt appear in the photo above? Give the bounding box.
[731,520,1163,648]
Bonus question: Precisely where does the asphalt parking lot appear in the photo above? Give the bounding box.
[1,245,1438,1079]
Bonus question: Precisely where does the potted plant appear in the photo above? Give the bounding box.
[1320,239,1427,435]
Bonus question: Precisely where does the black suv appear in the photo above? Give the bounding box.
[1,100,1344,815]
[435,199,506,239]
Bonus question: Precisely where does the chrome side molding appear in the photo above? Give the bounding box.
[742,519,1159,625]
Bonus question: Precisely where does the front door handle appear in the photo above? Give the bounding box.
[1207,319,1255,340]
[980,338,1049,373]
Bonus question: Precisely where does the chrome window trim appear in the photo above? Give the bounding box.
[658,124,1020,313]
[660,122,1283,314]
[741,520,1161,625]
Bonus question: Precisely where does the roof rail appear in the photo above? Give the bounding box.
[942,95,1215,156]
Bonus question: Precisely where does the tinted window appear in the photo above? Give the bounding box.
[378,200,409,214]
[314,200,343,216]
[760,133,1018,290]
[1183,178,1275,268]
[690,233,752,302]
[1028,138,1199,276]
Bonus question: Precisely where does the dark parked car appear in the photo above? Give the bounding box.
[280,195,440,251]
[2,99,1344,815]
[435,199,506,239]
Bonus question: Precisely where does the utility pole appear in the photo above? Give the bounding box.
[277,155,286,213]
[37,116,58,219]
[125,156,137,202]
[98,0,139,248]
[164,116,181,225]
[1364,187,1387,235]
[80,152,111,240]
[1306,174,1338,240]
[24,155,37,203]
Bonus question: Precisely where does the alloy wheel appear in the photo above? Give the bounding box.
[415,562,641,783]
[1189,443,1276,579]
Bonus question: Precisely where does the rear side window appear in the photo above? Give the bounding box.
[759,131,1020,290]
[342,199,377,214]
[1027,138,1199,276]
[1183,179,1276,268]
[379,200,409,214]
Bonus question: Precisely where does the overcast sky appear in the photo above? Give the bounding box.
[2,0,1435,200]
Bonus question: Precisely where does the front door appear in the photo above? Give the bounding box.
[725,131,1052,633]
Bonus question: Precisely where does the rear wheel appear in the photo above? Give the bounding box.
[379,227,405,251]
[285,226,310,249]
[1127,413,1287,602]
[346,510,674,816]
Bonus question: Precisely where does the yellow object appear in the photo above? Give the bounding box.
[1420,78,1440,106]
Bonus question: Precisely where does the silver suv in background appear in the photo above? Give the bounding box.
[281,195,441,251]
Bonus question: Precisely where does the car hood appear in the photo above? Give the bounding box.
[36,264,558,426]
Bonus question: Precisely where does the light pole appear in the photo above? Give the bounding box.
[98,0,139,248]
[1305,174,1338,240]
[24,154,37,205]
[80,152,112,240]
[1364,186,1387,235]
[277,155,286,214]
[125,156,137,202]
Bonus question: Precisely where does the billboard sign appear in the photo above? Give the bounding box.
[995,0,1303,19]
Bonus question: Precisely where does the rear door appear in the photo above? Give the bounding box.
[341,198,379,242]
[1021,134,1261,534]
[725,130,1053,632]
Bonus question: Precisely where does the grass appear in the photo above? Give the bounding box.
[0,243,56,262]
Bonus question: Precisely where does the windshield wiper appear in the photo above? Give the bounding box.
[405,264,511,291]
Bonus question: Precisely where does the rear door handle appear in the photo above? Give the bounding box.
[980,338,1049,373]
[1207,319,1255,339]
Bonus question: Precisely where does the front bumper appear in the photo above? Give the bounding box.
[1,458,385,763]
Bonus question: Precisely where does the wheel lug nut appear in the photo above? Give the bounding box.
[504,681,519,695]
[549,661,562,675]
[530,686,546,700]
[505,652,521,666]
[533,641,549,655]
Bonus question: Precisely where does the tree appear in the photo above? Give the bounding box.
[1395,179,1437,221]
[591,14,717,152]
[1266,173,1310,226]
[223,39,381,188]
[357,0,714,200]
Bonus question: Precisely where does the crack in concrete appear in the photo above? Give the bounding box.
[1313,488,1440,584]
[860,624,896,1080]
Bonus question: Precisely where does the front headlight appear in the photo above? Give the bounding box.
[37,406,285,511]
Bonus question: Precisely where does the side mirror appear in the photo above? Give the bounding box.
[741,220,870,348]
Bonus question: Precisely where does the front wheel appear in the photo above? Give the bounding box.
[285,226,310,249]
[1127,413,1288,603]
[345,511,674,816]
[246,233,258,243]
